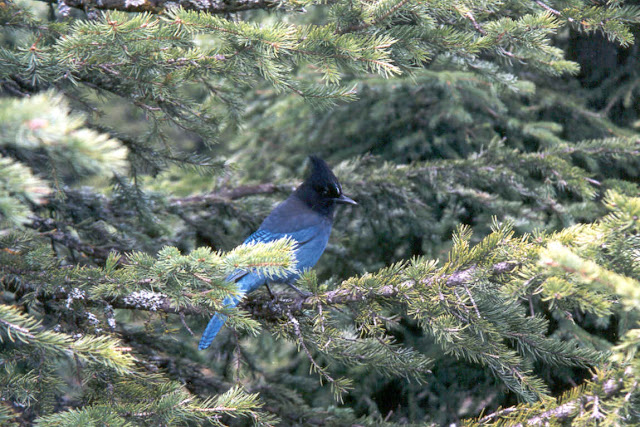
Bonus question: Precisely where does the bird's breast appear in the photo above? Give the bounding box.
[291,226,331,271]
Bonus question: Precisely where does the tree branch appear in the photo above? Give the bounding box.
[242,262,520,320]
[26,183,294,263]
[1,273,206,316]
[169,183,295,208]
[477,370,631,425]
[2,260,518,322]
[28,216,118,263]
[36,0,283,15]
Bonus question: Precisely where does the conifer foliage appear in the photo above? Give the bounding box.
[1,0,640,424]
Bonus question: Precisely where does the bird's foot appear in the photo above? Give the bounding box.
[286,283,312,298]
[265,283,276,300]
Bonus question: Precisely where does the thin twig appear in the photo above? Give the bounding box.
[463,283,482,319]
[465,12,486,35]
[286,311,336,385]
[534,0,575,23]
[180,313,195,336]
[0,318,36,338]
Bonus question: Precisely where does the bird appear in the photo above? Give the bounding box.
[199,156,357,350]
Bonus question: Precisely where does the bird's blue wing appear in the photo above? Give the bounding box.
[226,225,324,288]
[200,224,329,350]
[225,269,250,284]
[245,227,318,246]
[244,229,289,244]
[224,229,293,285]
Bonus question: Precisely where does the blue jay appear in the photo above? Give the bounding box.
[199,156,356,350]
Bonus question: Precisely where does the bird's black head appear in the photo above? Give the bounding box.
[295,156,356,216]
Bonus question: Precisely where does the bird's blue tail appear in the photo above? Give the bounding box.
[198,295,240,350]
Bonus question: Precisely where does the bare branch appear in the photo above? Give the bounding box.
[35,0,283,15]
[477,370,630,425]
[25,183,294,263]
[243,262,520,319]
[2,249,518,330]
[170,183,295,208]
[1,275,205,316]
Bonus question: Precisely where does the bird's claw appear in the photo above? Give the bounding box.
[287,283,312,298]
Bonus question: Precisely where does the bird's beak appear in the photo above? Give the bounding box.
[336,194,357,205]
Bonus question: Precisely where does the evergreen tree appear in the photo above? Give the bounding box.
[1,0,639,424]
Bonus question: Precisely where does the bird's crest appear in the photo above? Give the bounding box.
[307,155,342,198]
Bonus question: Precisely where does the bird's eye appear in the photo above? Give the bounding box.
[319,184,340,198]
